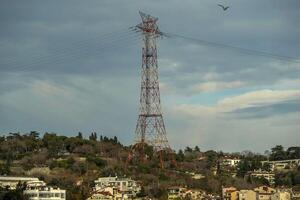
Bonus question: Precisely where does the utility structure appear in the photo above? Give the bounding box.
[129,12,174,168]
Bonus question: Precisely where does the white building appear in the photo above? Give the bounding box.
[90,176,141,199]
[271,191,291,200]
[261,159,300,171]
[0,176,39,189]
[249,170,275,185]
[0,176,66,200]
[221,158,241,167]
[254,186,276,200]
[24,180,66,200]
[239,190,257,200]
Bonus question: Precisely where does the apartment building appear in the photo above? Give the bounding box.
[89,176,141,200]
[0,176,66,200]
[0,176,39,189]
[248,170,275,185]
[261,159,300,171]
[24,180,66,200]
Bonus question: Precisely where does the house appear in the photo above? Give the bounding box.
[0,176,39,189]
[261,159,300,171]
[271,191,291,200]
[167,187,186,200]
[220,157,241,168]
[248,170,275,185]
[89,176,141,200]
[24,180,66,200]
[291,190,300,200]
[184,189,206,199]
[254,186,276,200]
[222,187,238,200]
[239,190,257,200]
[0,176,66,200]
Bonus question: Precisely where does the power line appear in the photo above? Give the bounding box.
[165,32,300,63]
[1,29,135,65]
[3,32,136,66]
[2,32,140,72]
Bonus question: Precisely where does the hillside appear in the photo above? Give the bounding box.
[0,132,299,199]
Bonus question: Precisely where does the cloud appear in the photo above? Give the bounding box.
[190,81,244,93]
[174,89,300,116]
[167,89,300,152]
[229,100,300,119]
[0,0,300,152]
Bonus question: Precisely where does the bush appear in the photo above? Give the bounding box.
[86,156,107,168]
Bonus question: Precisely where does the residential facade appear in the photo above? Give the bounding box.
[222,187,238,200]
[239,190,257,200]
[167,187,208,200]
[271,191,291,200]
[248,170,275,185]
[0,176,39,189]
[24,180,66,200]
[0,176,66,200]
[254,186,276,200]
[89,176,141,200]
[221,158,241,167]
[261,159,300,171]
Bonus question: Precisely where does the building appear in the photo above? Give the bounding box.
[222,187,238,200]
[221,158,241,168]
[271,191,291,200]
[87,190,115,200]
[239,190,257,200]
[261,159,300,171]
[24,180,66,200]
[184,189,206,200]
[248,170,275,185]
[185,171,205,180]
[291,190,300,200]
[167,187,187,200]
[90,176,141,200]
[0,176,39,189]
[254,186,276,200]
[0,176,66,200]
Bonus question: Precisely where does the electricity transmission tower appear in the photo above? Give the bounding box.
[129,12,174,168]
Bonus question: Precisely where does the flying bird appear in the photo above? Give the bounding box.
[218,4,229,11]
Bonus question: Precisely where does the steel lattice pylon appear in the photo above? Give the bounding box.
[129,12,174,168]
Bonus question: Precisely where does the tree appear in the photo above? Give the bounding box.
[185,146,193,153]
[287,147,300,159]
[237,159,251,177]
[194,146,200,152]
[204,150,218,169]
[77,132,83,139]
[1,182,29,200]
[113,136,118,144]
[270,145,287,161]
[89,132,97,141]
[262,162,271,171]
[177,149,185,162]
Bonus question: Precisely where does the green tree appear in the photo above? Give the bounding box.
[89,132,97,141]
[270,145,287,161]
[77,132,83,139]
[177,149,185,162]
[185,146,193,153]
[194,146,200,152]
[287,147,300,159]
[205,150,218,169]
[237,159,251,177]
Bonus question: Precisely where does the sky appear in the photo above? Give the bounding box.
[0,0,299,153]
